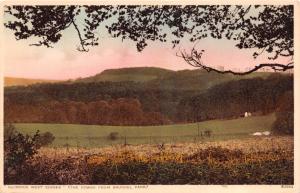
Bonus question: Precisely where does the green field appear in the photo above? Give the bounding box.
[14,114,275,147]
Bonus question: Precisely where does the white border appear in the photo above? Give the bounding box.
[0,1,299,193]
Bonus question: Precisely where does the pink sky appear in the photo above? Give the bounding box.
[3,22,291,80]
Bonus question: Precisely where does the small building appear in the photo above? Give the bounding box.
[244,112,252,117]
[253,132,262,136]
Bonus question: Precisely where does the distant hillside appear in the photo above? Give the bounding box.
[5,67,272,90]
[148,69,272,91]
[74,67,272,91]
[75,67,174,83]
[4,77,61,87]
[5,73,292,125]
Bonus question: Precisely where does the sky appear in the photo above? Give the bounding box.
[3,6,291,80]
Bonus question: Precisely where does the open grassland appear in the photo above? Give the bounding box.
[14,114,275,147]
[5,136,293,184]
[37,136,293,160]
[87,136,293,184]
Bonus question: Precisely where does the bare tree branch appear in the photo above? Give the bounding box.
[71,18,89,52]
[177,47,293,75]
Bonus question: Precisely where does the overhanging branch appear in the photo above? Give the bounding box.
[71,18,89,52]
[177,47,294,75]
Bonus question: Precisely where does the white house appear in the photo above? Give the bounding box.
[253,132,262,136]
[244,112,252,117]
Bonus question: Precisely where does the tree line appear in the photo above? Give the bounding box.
[4,73,293,125]
[5,98,170,126]
[177,74,293,122]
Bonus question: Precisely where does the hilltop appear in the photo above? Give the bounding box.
[5,67,272,90]
[74,67,174,83]
[73,67,272,91]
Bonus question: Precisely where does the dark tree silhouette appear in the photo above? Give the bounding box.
[4,5,294,74]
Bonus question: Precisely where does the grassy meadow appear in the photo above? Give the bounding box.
[14,113,275,148]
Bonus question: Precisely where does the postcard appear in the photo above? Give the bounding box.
[0,1,299,193]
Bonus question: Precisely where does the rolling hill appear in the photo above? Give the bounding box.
[73,67,272,91]
[5,67,272,90]
[74,67,174,83]
[4,77,61,87]
[148,69,272,90]
[5,66,291,129]
[14,113,276,147]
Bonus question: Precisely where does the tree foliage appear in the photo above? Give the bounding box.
[36,132,56,146]
[4,5,293,73]
[177,74,293,122]
[4,124,56,170]
[4,123,42,184]
[271,90,294,135]
[4,74,293,125]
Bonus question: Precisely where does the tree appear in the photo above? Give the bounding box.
[35,131,55,146]
[272,90,294,135]
[4,124,56,184]
[4,5,293,74]
[4,124,41,182]
[178,5,293,74]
